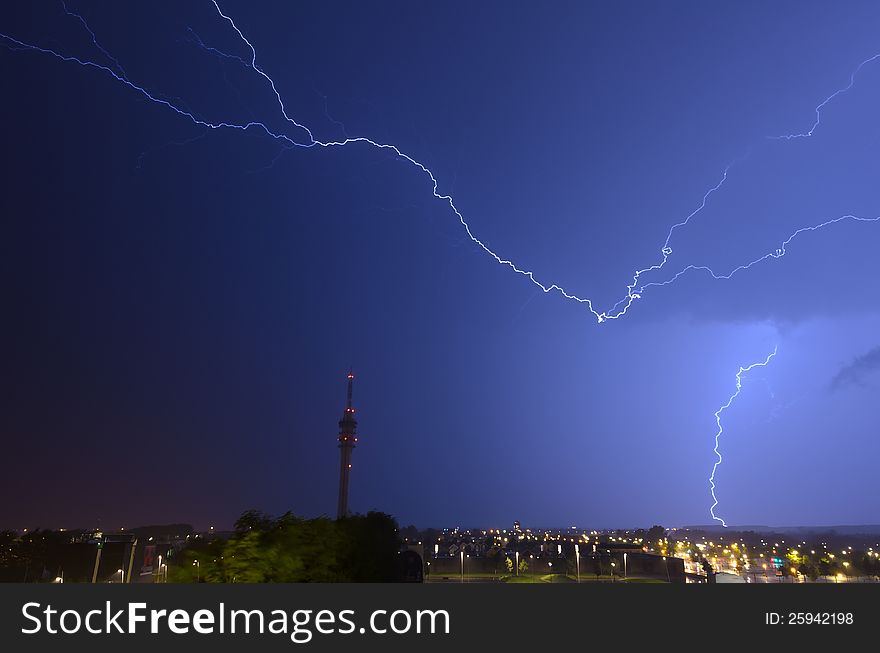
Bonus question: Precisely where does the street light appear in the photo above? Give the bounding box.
[460,551,464,583]
[156,554,169,583]
[610,561,616,583]
[515,551,519,577]
[193,560,200,582]
[575,545,580,583]
[116,568,124,583]
[623,552,627,579]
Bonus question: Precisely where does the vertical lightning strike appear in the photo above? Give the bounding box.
[709,346,778,527]
[0,1,878,324]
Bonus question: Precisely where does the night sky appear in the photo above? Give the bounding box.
[2,1,879,531]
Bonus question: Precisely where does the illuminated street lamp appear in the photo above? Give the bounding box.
[460,551,464,583]
[193,559,200,582]
[515,551,519,577]
[156,554,169,583]
[575,545,580,583]
[116,568,124,583]
[610,561,616,582]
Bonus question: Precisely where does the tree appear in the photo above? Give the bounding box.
[859,552,879,578]
[798,563,819,581]
[400,524,419,542]
[337,512,401,582]
[168,537,227,583]
[234,510,275,534]
[646,525,666,548]
[171,509,404,583]
[598,557,612,579]
[505,556,514,574]
[485,546,505,574]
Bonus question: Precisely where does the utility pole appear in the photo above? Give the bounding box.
[91,537,104,584]
[126,538,138,583]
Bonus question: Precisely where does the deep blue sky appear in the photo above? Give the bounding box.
[2,1,879,530]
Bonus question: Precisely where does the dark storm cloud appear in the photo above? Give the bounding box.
[830,346,880,391]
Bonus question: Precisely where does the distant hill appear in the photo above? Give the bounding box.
[681,524,880,535]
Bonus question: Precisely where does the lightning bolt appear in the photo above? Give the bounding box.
[629,213,880,298]
[59,0,127,78]
[709,346,778,527]
[770,53,880,140]
[2,1,878,326]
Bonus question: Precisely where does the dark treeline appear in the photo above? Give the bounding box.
[0,529,80,582]
[0,511,407,583]
[169,510,404,583]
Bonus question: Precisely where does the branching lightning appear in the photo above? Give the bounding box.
[59,0,127,78]
[1,2,878,526]
[2,1,878,326]
[709,346,778,527]
[632,213,880,296]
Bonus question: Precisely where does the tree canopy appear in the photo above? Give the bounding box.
[170,510,405,583]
